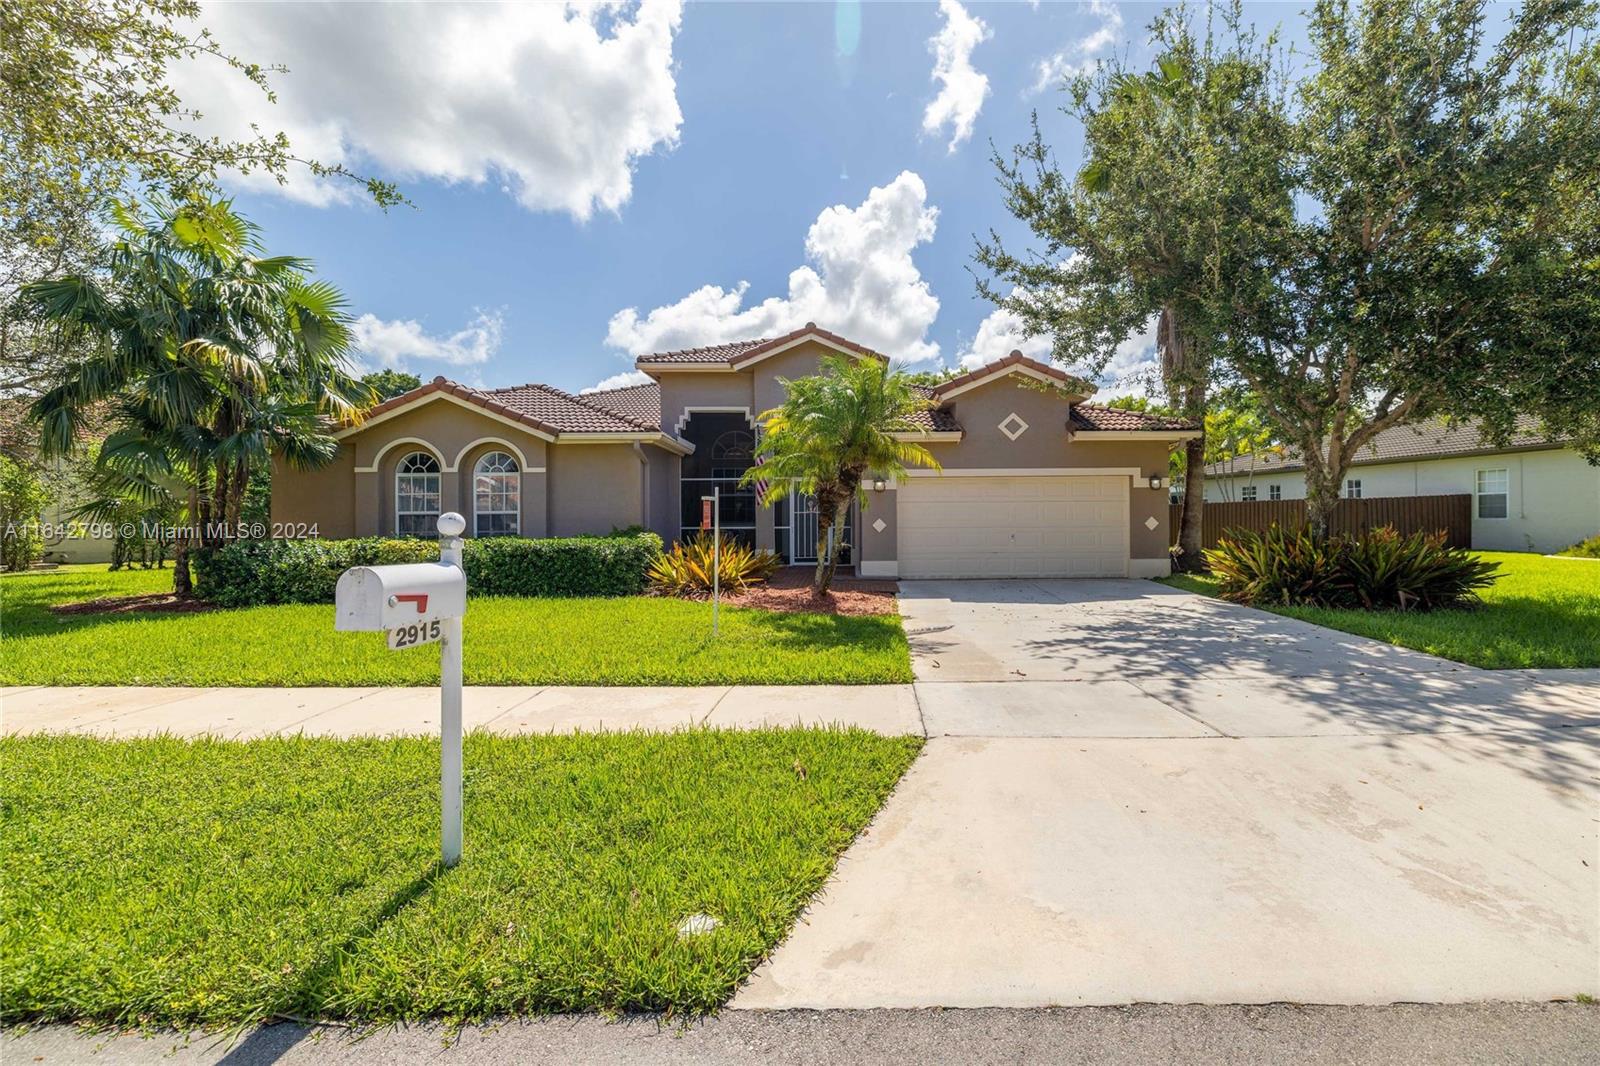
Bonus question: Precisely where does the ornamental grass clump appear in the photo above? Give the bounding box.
[1205,525,1500,611]
[647,534,781,597]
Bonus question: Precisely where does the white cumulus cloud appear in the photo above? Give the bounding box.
[351,311,504,371]
[582,370,655,393]
[606,171,943,363]
[960,299,1159,399]
[172,1,684,219]
[922,0,991,152]
[957,303,1055,370]
[1031,0,1124,94]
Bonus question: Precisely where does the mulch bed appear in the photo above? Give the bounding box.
[723,568,898,617]
[50,593,216,617]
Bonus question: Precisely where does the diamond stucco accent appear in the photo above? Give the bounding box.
[872,518,887,534]
[998,412,1029,441]
[1145,516,1160,531]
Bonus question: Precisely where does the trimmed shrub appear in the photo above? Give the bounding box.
[647,534,781,597]
[1558,533,1600,559]
[1205,524,1500,611]
[193,532,662,607]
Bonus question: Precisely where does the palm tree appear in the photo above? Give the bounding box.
[742,354,941,593]
[24,195,369,594]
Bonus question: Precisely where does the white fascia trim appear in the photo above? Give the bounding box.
[635,362,740,373]
[1129,557,1173,579]
[937,364,1085,402]
[556,432,695,456]
[1078,430,1203,441]
[356,437,448,473]
[336,391,557,443]
[900,467,1143,478]
[674,406,752,433]
[858,561,899,578]
[890,430,963,442]
[451,436,532,471]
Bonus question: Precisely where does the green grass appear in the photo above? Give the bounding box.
[0,729,922,1025]
[0,566,911,686]
[1161,551,1600,669]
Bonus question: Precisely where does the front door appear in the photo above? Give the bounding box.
[790,491,853,565]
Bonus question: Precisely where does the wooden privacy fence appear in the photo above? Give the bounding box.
[1170,494,1473,550]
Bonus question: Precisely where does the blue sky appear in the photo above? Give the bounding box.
[184,2,1311,396]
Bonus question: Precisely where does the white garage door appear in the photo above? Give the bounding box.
[897,475,1129,578]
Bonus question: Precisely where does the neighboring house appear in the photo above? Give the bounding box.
[1202,416,1600,553]
[273,324,1198,578]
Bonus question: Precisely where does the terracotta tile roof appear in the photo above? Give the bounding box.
[1070,405,1200,432]
[906,384,963,433]
[632,323,891,368]
[932,351,1096,398]
[478,382,657,432]
[579,381,663,430]
[355,377,565,438]
[632,338,774,365]
[1202,414,1559,477]
[351,376,668,438]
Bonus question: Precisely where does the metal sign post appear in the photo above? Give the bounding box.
[435,513,466,866]
[700,488,720,639]
[334,512,469,866]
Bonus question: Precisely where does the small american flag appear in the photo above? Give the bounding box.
[752,429,770,497]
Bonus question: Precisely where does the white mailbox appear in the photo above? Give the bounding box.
[335,561,466,632]
[333,511,470,866]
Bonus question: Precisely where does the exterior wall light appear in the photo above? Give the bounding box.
[1148,475,1164,490]
[872,478,887,492]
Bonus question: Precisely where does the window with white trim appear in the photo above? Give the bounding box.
[473,451,520,536]
[1241,485,1257,501]
[1268,484,1282,501]
[1476,468,1509,519]
[395,452,441,537]
[1345,479,1362,499]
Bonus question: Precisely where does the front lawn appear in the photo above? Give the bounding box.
[0,566,911,686]
[0,729,922,1025]
[1161,551,1600,669]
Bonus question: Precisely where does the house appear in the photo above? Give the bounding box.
[1202,416,1600,553]
[272,324,1199,578]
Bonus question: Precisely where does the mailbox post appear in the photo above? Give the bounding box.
[334,512,469,865]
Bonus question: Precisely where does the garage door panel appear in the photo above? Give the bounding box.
[898,475,1129,579]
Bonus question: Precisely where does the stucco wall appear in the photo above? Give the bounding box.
[272,448,358,539]
[547,443,645,537]
[657,372,753,437]
[902,376,1175,567]
[643,444,680,542]
[1204,447,1600,552]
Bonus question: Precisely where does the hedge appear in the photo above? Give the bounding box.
[192,532,664,607]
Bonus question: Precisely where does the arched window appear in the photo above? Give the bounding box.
[395,452,441,537]
[473,451,520,537]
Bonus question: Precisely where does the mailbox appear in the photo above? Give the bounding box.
[335,561,466,632]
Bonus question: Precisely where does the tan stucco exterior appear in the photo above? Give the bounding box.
[272,332,1187,577]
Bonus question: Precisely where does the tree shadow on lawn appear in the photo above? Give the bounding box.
[733,609,908,653]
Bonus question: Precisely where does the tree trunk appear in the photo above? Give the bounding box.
[1304,466,1343,542]
[811,508,833,593]
[817,500,850,593]
[1175,431,1206,572]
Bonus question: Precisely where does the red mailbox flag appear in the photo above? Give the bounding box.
[701,498,713,530]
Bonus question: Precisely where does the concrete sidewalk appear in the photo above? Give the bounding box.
[0,684,923,737]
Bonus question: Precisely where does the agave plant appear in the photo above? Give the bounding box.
[647,534,781,597]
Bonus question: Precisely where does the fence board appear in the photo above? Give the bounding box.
[1170,494,1473,550]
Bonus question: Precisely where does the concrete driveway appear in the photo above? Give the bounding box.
[735,579,1600,1009]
